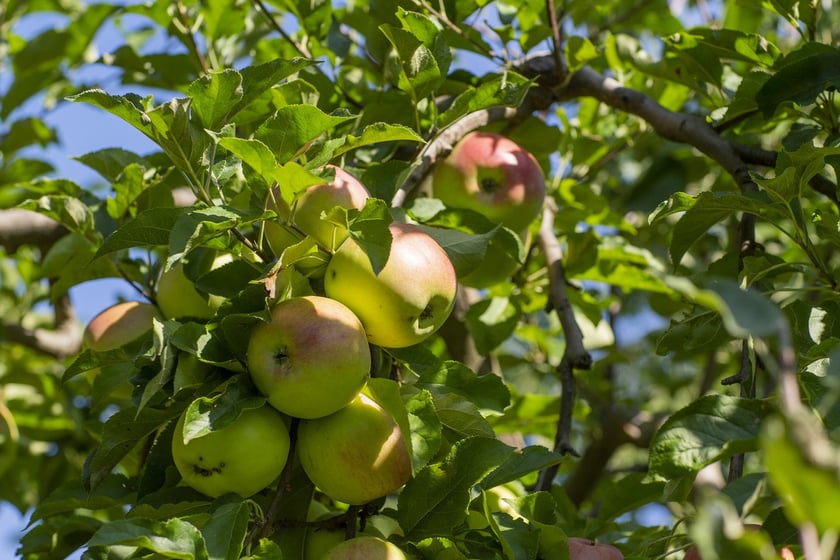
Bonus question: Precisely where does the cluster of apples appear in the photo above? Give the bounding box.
[82,131,550,558]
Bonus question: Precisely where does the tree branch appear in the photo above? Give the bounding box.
[535,204,593,491]
[0,209,67,253]
[2,292,83,358]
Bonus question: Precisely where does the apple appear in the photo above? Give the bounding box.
[305,513,347,560]
[297,393,411,505]
[324,221,457,348]
[83,301,158,352]
[323,535,407,560]
[567,537,624,559]
[247,295,371,419]
[292,166,370,251]
[171,403,290,498]
[156,256,229,320]
[432,131,546,232]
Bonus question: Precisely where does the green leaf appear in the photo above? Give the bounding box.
[20,195,95,235]
[87,405,185,490]
[380,24,444,100]
[433,393,495,439]
[254,105,356,163]
[438,71,532,128]
[96,207,186,257]
[346,198,393,274]
[333,122,425,157]
[398,436,513,538]
[181,377,265,444]
[756,46,840,117]
[187,69,245,130]
[106,163,148,220]
[74,148,147,183]
[489,511,540,560]
[417,361,511,412]
[465,297,521,355]
[202,502,250,560]
[648,395,773,480]
[405,389,443,473]
[0,117,57,153]
[763,413,840,534]
[87,517,209,560]
[218,137,278,183]
[479,446,564,490]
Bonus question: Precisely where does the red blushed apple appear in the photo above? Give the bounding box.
[432,131,546,232]
[83,301,158,352]
[324,221,457,348]
[297,393,411,505]
[292,166,370,251]
[567,537,624,559]
[247,295,371,419]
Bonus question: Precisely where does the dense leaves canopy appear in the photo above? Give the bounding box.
[2,0,840,559]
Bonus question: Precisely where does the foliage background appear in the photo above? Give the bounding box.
[2,0,840,559]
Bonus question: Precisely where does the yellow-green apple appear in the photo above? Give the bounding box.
[83,301,158,352]
[292,166,370,251]
[567,537,624,559]
[171,403,290,498]
[0,401,19,478]
[467,484,523,529]
[156,255,229,320]
[324,221,457,348]
[324,535,407,560]
[247,295,370,419]
[432,132,546,232]
[297,393,411,505]
[304,513,347,560]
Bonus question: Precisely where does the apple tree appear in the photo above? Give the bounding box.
[2,0,840,558]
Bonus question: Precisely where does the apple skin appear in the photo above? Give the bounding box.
[567,537,624,560]
[432,131,546,232]
[83,301,158,352]
[324,221,457,348]
[305,523,347,560]
[171,404,290,498]
[156,258,227,321]
[297,393,411,505]
[293,166,370,251]
[247,295,371,419]
[323,535,408,560]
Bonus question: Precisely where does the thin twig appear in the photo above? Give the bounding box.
[175,1,210,74]
[545,0,568,84]
[252,0,312,59]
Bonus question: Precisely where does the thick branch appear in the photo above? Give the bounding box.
[391,106,525,207]
[0,209,67,253]
[2,293,82,358]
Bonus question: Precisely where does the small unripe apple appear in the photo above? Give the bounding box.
[156,256,228,320]
[171,404,290,498]
[247,295,371,419]
[292,166,370,251]
[323,535,407,560]
[297,393,411,505]
[567,537,624,559]
[83,301,158,352]
[325,221,457,348]
[432,131,546,232]
[305,520,347,560]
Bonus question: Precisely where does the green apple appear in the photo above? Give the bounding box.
[567,538,624,560]
[156,256,229,320]
[324,221,457,348]
[324,536,407,560]
[432,131,546,232]
[83,301,158,352]
[304,513,347,560]
[247,295,370,419]
[292,166,370,251]
[297,393,411,505]
[171,403,290,498]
